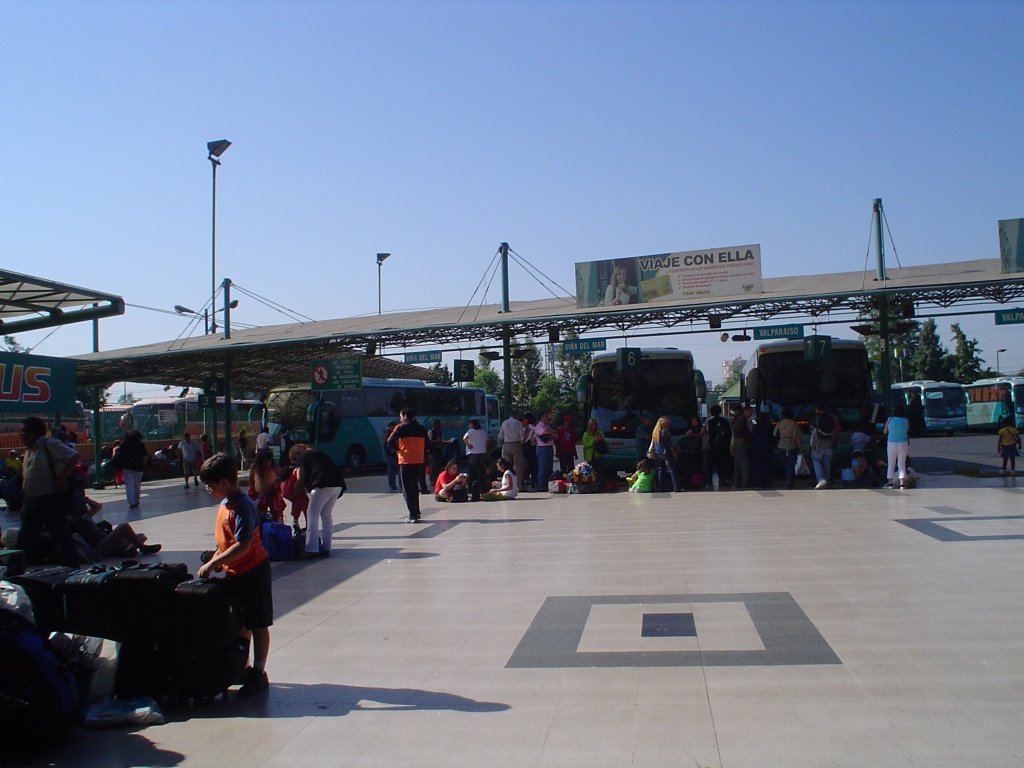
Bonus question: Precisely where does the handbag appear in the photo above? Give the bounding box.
[794,453,811,477]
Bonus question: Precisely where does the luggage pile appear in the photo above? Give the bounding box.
[7,562,247,703]
[568,462,600,493]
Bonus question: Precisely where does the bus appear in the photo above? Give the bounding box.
[576,349,706,472]
[265,378,496,470]
[744,338,875,429]
[964,377,1024,430]
[120,396,265,446]
[891,380,967,435]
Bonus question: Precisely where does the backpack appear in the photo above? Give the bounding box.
[813,413,834,439]
[706,417,729,448]
[0,609,81,754]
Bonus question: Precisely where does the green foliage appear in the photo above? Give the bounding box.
[906,319,952,381]
[2,335,25,352]
[943,323,987,384]
[471,366,502,397]
[510,338,543,414]
[428,362,453,386]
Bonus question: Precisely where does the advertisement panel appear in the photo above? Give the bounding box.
[999,218,1024,274]
[574,244,762,308]
[0,352,77,413]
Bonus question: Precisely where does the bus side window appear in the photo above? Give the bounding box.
[317,403,337,440]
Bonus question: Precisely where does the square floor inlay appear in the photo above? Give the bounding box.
[642,612,696,638]
[507,592,839,668]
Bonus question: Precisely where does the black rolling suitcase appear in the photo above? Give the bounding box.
[107,562,190,641]
[171,578,248,700]
[8,566,77,633]
[108,562,190,700]
[58,565,118,638]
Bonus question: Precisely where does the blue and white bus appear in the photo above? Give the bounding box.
[265,378,496,470]
[576,348,706,473]
[964,377,1024,430]
[891,380,967,435]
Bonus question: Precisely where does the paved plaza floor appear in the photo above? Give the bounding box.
[4,467,1024,767]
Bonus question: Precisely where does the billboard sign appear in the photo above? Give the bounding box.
[999,218,1024,274]
[0,352,77,413]
[574,245,762,308]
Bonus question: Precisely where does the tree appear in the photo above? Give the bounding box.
[2,335,25,352]
[529,374,563,417]
[906,319,951,381]
[944,323,989,383]
[470,366,502,397]
[510,338,543,414]
[428,362,453,386]
[117,391,137,405]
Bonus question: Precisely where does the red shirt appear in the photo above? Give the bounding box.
[555,426,578,454]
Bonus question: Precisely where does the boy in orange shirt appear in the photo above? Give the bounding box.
[197,453,273,695]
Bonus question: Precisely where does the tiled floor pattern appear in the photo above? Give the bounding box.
[5,472,1024,767]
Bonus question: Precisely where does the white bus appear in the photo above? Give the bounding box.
[265,379,496,470]
[891,380,967,434]
[576,348,706,472]
[964,377,1024,430]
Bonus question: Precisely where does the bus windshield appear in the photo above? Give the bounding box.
[591,356,695,433]
[923,388,966,418]
[1016,386,1024,414]
[755,347,871,422]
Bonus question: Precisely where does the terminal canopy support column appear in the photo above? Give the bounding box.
[873,198,894,414]
[499,242,513,418]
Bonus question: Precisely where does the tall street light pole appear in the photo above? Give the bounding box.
[376,252,391,315]
[997,348,1007,375]
[207,139,231,334]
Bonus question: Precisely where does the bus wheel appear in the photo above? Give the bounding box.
[346,447,365,472]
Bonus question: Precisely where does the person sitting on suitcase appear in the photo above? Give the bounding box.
[197,453,273,696]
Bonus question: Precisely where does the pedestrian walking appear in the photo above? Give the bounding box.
[387,408,429,523]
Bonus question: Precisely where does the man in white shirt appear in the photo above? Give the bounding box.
[498,413,526,485]
[255,426,271,453]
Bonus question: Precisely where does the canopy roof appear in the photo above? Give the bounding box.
[72,257,1024,391]
[0,269,124,333]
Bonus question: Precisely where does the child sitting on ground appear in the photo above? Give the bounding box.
[197,453,274,696]
[626,459,656,493]
[483,457,518,501]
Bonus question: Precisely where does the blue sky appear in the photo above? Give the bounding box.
[2,0,1023,395]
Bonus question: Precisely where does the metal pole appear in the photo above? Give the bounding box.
[873,198,893,413]
[210,156,219,334]
[499,242,513,417]
[90,306,104,489]
[378,261,382,315]
[222,278,232,340]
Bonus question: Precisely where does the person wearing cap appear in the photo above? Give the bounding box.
[554,415,579,475]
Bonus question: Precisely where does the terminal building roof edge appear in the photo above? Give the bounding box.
[72,257,1024,391]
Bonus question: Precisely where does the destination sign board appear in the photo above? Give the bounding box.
[753,324,805,341]
[404,351,443,364]
[994,308,1024,326]
[561,338,607,355]
[311,358,362,391]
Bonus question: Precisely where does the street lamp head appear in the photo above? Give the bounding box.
[228,299,239,309]
[376,252,391,266]
[207,139,231,159]
[174,305,196,315]
[998,348,1007,353]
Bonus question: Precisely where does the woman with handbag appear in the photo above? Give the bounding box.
[649,416,682,492]
[582,419,608,485]
[774,406,803,490]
